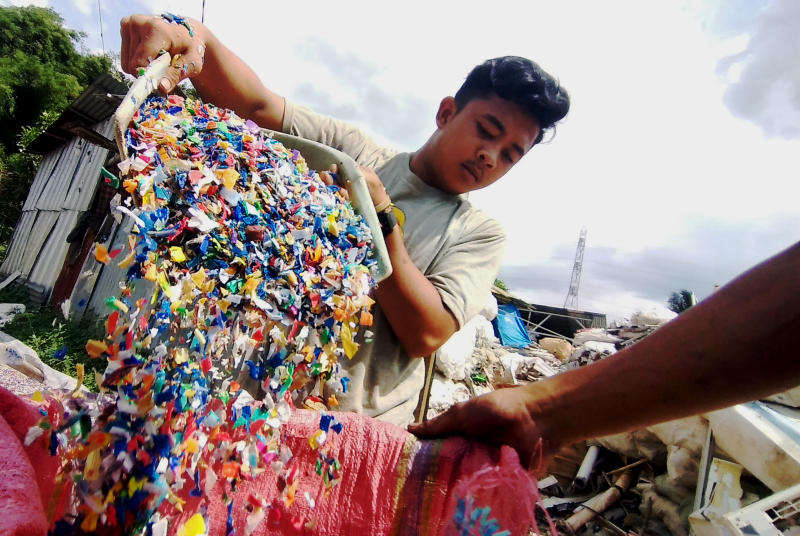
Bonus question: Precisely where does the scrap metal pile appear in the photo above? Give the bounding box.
[429,308,800,535]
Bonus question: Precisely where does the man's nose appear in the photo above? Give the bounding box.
[477,148,497,169]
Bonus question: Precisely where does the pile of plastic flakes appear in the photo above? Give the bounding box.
[27,94,377,535]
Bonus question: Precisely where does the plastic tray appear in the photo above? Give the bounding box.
[113,54,391,281]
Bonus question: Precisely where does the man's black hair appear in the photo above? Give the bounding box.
[454,56,570,145]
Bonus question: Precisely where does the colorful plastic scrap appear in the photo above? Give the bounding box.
[451,495,511,536]
[32,93,377,534]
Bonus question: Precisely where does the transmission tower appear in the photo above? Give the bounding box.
[564,227,587,309]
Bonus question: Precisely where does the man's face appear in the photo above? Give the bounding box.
[430,94,541,194]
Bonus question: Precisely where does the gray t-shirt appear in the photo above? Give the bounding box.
[281,101,506,425]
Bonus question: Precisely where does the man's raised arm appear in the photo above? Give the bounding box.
[120,14,285,131]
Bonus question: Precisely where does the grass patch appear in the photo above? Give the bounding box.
[1,284,106,391]
[0,280,27,304]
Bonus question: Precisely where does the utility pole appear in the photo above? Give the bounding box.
[564,227,587,310]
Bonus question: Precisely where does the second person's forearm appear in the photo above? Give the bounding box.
[527,241,800,449]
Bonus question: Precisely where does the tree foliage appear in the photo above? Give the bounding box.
[667,289,695,314]
[0,6,112,152]
[0,6,113,231]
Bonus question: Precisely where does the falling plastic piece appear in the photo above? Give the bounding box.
[71,363,84,395]
[117,249,136,269]
[341,324,359,359]
[308,429,326,450]
[94,244,111,264]
[85,340,108,358]
[107,310,119,337]
[104,298,129,314]
[101,167,120,188]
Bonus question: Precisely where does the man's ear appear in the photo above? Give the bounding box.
[436,97,458,128]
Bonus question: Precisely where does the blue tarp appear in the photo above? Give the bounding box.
[492,303,532,348]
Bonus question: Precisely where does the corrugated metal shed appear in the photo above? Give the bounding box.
[0,74,127,303]
[0,129,111,302]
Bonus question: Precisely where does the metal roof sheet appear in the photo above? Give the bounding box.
[27,74,128,155]
[0,210,37,277]
[0,209,60,279]
[25,210,79,302]
[22,117,113,216]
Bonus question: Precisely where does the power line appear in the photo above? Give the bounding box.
[97,0,105,53]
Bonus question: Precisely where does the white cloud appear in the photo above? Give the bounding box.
[72,0,91,15]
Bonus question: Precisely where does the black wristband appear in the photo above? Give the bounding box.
[377,207,397,238]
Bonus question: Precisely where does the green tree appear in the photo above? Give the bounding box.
[0,6,113,231]
[668,289,696,314]
[494,278,509,291]
[0,6,112,152]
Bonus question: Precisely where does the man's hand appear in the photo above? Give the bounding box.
[408,385,562,475]
[358,166,390,208]
[320,165,391,209]
[120,14,206,94]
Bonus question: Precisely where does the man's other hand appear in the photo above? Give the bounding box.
[318,164,349,200]
[320,165,390,209]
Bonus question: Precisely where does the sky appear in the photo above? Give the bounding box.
[7,0,800,322]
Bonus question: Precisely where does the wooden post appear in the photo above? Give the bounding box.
[413,353,437,424]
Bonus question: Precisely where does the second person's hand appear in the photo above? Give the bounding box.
[408,384,562,475]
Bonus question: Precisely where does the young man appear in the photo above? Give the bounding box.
[120,14,570,425]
